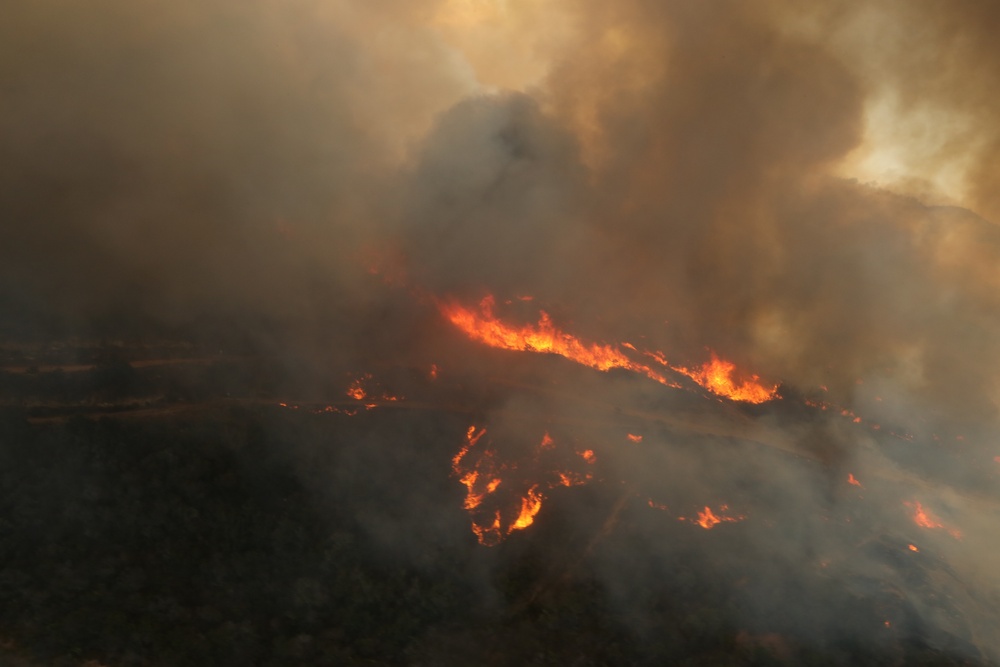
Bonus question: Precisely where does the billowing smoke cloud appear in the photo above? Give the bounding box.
[4,0,1000,662]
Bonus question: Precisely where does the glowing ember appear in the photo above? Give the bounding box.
[847,473,862,487]
[627,433,643,443]
[904,501,961,539]
[277,402,363,416]
[429,364,439,380]
[908,544,919,552]
[578,449,596,464]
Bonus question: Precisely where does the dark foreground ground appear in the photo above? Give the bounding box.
[0,340,993,667]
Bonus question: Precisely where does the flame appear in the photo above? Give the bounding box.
[472,510,503,547]
[680,505,745,530]
[695,506,723,529]
[674,354,778,404]
[908,544,920,552]
[904,500,961,539]
[908,500,943,529]
[847,473,863,487]
[510,485,543,531]
[627,433,643,442]
[440,295,778,403]
[346,375,368,400]
[453,426,486,469]
[578,449,596,464]
[346,373,403,403]
[440,295,677,384]
[452,426,595,544]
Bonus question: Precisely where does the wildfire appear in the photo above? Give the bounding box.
[847,473,862,487]
[277,402,362,416]
[674,354,779,405]
[346,373,403,403]
[439,294,779,403]
[452,426,597,545]
[680,505,745,530]
[439,295,675,384]
[510,485,544,531]
[627,433,643,442]
[346,375,368,400]
[904,501,961,539]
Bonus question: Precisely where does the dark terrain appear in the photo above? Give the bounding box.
[0,331,992,667]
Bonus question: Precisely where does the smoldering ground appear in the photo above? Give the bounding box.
[3,0,1000,664]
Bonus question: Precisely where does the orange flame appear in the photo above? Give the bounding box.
[674,354,778,405]
[346,376,368,401]
[472,510,503,546]
[452,426,595,544]
[908,544,919,552]
[510,485,543,532]
[440,295,676,384]
[847,473,862,487]
[627,433,643,443]
[904,501,961,539]
[680,505,745,529]
[695,506,723,529]
[346,373,403,403]
[440,295,778,403]
[909,501,942,529]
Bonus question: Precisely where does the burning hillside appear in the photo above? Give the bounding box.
[4,0,1000,665]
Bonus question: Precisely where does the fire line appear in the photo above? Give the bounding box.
[439,294,778,404]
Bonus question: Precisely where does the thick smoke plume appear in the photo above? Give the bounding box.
[3,0,1000,662]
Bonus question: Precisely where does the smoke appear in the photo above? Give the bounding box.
[4,0,1000,662]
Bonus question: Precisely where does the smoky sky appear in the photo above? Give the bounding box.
[4,0,1000,661]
